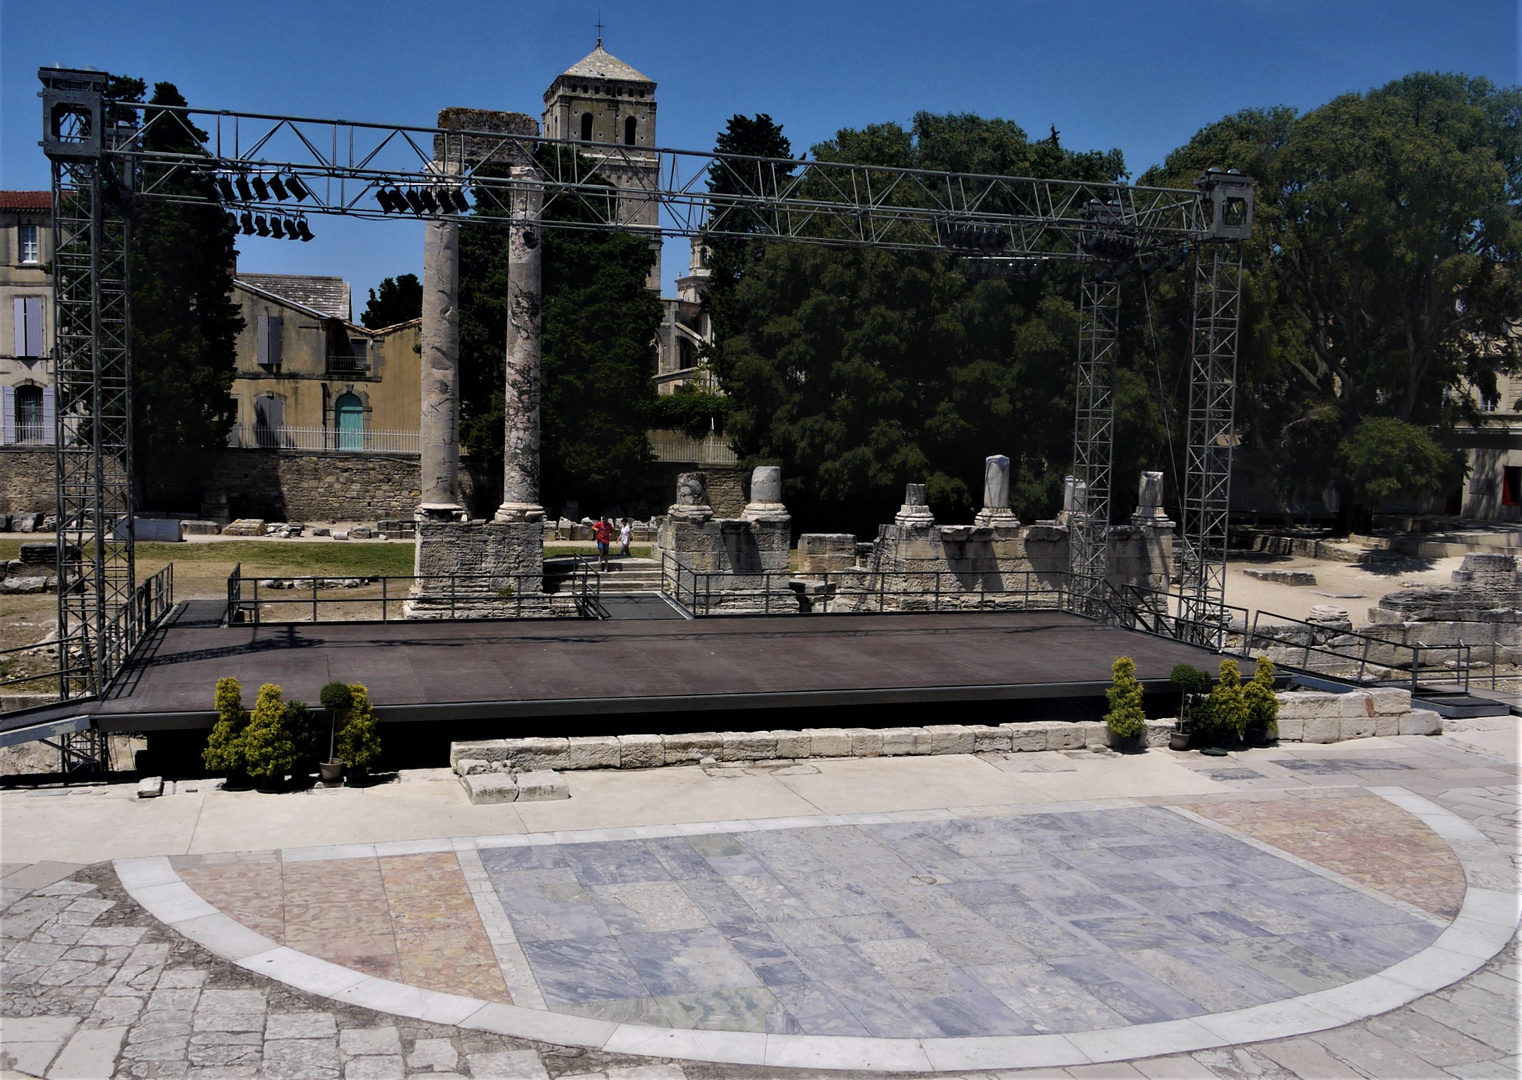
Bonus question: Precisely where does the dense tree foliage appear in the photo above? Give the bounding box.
[360,273,421,329]
[712,112,1133,530]
[1143,73,1521,529]
[117,79,244,505]
[459,156,661,514]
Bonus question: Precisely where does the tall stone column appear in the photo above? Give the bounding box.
[418,212,461,517]
[495,168,546,523]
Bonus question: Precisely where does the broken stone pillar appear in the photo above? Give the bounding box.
[743,466,788,522]
[1125,470,1174,596]
[895,483,936,527]
[669,471,714,522]
[496,167,546,525]
[975,454,1020,528]
[1131,471,1171,526]
[418,206,461,518]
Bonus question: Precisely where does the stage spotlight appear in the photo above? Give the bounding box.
[1163,250,1185,272]
[285,175,309,201]
[1091,265,1111,283]
[295,218,314,242]
[1141,254,1165,275]
[404,188,426,214]
[254,214,271,237]
[235,175,254,201]
[270,175,289,200]
[375,189,395,212]
[449,188,470,212]
[419,188,439,213]
[270,217,285,239]
[252,176,270,201]
[224,211,238,232]
[216,176,237,201]
[240,211,255,235]
[1112,260,1136,281]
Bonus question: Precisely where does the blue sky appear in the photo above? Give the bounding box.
[3,1,1517,315]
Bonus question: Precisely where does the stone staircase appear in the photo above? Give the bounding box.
[543,556,663,596]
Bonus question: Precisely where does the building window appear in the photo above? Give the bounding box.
[580,112,594,141]
[15,386,44,443]
[254,395,283,447]
[1504,466,1521,507]
[18,225,40,265]
[334,392,364,451]
[624,116,637,145]
[1,384,52,445]
[256,313,282,368]
[12,296,43,358]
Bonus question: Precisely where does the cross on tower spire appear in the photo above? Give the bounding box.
[594,14,604,47]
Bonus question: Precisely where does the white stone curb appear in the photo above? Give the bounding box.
[114,787,1518,1073]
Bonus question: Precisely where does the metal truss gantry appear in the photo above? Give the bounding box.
[38,66,1253,692]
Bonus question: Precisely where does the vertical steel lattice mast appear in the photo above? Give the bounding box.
[43,69,135,703]
[1177,242,1243,646]
[1069,273,1121,617]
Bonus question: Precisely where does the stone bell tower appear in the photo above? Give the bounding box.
[541,37,662,290]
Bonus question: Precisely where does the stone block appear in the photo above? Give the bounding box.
[1373,713,1400,737]
[880,727,933,755]
[1399,709,1443,736]
[1275,691,1339,719]
[453,758,491,777]
[772,730,809,759]
[508,737,569,771]
[515,770,570,801]
[616,733,663,770]
[331,530,350,541]
[1368,687,1412,715]
[1340,714,1376,740]
[721,730,778,761]
[662,731,722,764]
[1003,723,1048,752]
[1143,720,1173,748]
[1276,717,1305,742]
[565,736,620,770]
[1078,721,1108,749]
[180,520,221,536]
[805,728,853,757]
[1045,723,1086,751]
[221,518,266,537]
[850,729,883,757]
[450,740,510,768]
[970,725,1012,753]
[460,772,517,804]
[349,525,373,539]
[136,776,163,798]
[1302,716,1340,743]
[924,724,975,756]
[1338,692,1375,718]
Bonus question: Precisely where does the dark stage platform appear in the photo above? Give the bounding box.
[76,610,1214,733]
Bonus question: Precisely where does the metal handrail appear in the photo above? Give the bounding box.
[223,569,603,623]
[1245,608,1473,691]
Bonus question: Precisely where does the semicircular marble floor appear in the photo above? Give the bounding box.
[158,790,1479,1049]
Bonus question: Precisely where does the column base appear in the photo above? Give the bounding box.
[493,502,546,524]
[416,503,467,522]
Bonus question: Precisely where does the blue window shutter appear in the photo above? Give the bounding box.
[12,298,23,358]
[24,297,42,358]
[1,385,13,445]
[41,386,55,445]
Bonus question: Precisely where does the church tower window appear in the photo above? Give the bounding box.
[624,117,637,145]
[580,112,594,141]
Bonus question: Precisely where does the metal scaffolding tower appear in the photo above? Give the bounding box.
[33,67,1254,701]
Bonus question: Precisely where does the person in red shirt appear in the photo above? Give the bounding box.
[591,515,613,571]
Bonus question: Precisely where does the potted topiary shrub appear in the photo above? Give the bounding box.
[203,677,251,787]
[317,681,353,785]
[1243,655,1280,746]
[1204,658,1250,752]
[1105,656,1148,752]
[283,699,322,786]
[1168,663,1211,750]
[243,683,296,792]
[335,682,382,784]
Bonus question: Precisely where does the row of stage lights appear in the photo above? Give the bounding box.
[214,172,310,204]
[964,259,1044,282]
[1085,231,1187,282]
[225,210,314,241]
[374,186,471,215]
[207,171,315,242]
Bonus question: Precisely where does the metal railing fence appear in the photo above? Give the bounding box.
[646,430,739,466]
[226,425,420,453]
[1243,609,1472,693]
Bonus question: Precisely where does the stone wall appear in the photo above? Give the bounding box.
[0,448,54,513]
[1364,552,1522,665]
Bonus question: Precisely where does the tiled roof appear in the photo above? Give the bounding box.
[237,273,351,321]
[0,191,50,213]
[559,45,652,84]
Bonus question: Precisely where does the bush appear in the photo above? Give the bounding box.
[1105,656,1147,741]
[203,677,249,774]
[243,683,296,784]
[283,700,322,773]
[318,681,354,763]
[335,682,382,771]
[1244,655,1279,739]
[1204,659,1250,746]
[1169,663,1211,733]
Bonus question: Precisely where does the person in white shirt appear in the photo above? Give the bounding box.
[619,518,633,557]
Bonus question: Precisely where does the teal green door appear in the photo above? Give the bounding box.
[335,393,363,451]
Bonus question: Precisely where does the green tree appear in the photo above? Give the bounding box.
[126,80,245,506]
[1104,656,1147,741]
[1244,656,1280,739]
[360,273,422,329]
[1339,417,1464,510]
[318,680,353,763]
[203,676,249,774]
[335,683,382,771]
[459,155,662,512]
[1169,663,1212,733]
[282,700,322,775]
[1205,659,1251,746]
[242,683,295,784]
